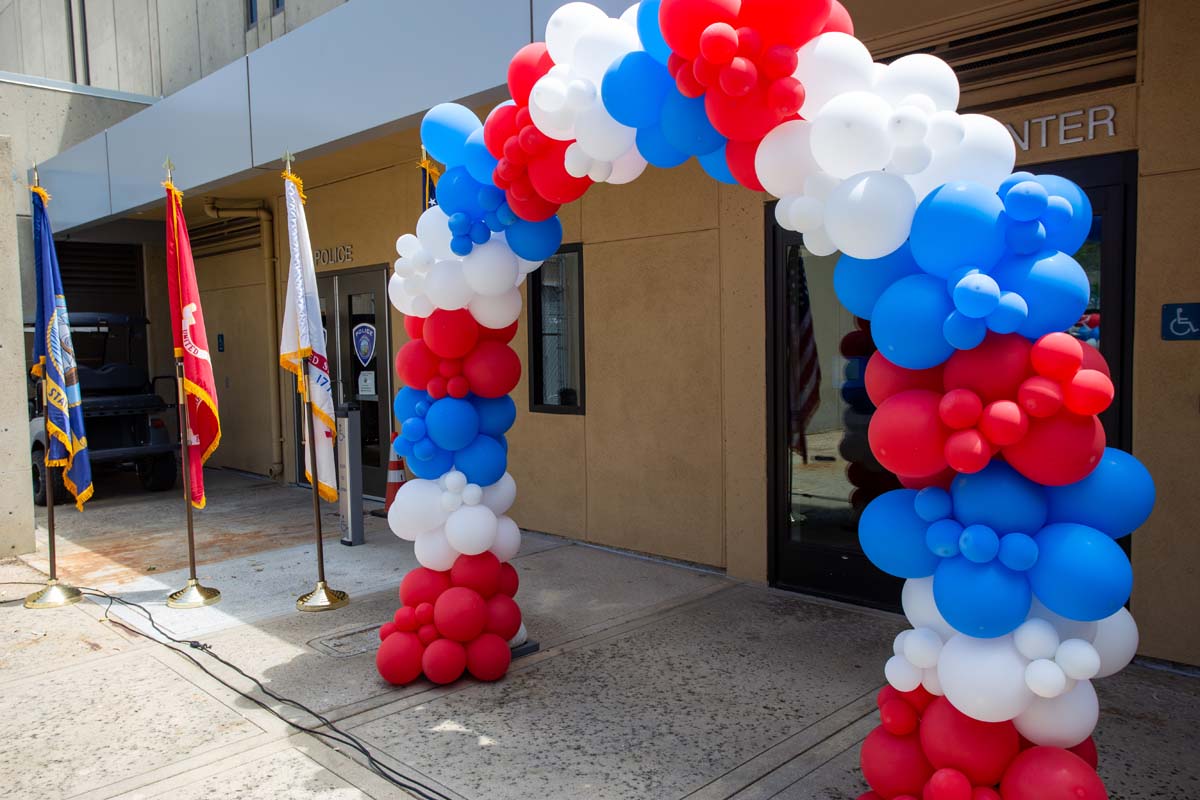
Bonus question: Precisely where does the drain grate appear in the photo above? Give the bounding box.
[310,624,381,658]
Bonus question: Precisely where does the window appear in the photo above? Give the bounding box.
[273,0,284,14]
[528,245,584,414]
[246,0,257,28]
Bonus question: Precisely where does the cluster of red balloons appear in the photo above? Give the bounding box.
[486,43,591,222]
[376,552,522,685]
[657,0,852,190]
[395,310,521,399]
[859,686,1107,800]
[866,332,1110,486]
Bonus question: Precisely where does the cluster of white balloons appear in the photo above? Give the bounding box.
[758,34,1016,259]
[884,577,1138,747]
[388,470,521,571]
[388,206,541,327]
[532,2,649,184]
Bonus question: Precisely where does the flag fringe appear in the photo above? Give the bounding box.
[30,186,51,205]
[281,170,307,204]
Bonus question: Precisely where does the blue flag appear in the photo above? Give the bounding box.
[30,188,93,510]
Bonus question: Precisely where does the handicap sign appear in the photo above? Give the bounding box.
[352,323,376,366]
[1162,303,1200,341]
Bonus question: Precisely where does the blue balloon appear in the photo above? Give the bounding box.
[926,519,963,558]
[424,397,480,451]
[454,434,507,486]
[943,311,987,351]
[990,249,1090,339]
[986,291,1029,334]
[406,441,455,479]
[1005,219,1047,255]
[953,273,1001,318]
[660,91,724,156]
[952,461,1048,535]
[472,395,517,437]
[870,274,956,369]
[636,124,688,168]
[910,182,1008,277]
[934,557,1032,638]
[636,0,672,64]
[998,532,1038,572]
[998,171,1036,198]
[1029,522,1132,621]
[602,51,672,129]
[400,416,426,443]
[1034,174,1092,255]
[420,103,481,167]
[1046,448,1155,539]
[448,212,472,236]
[463,128,499,186]
[1002,180,1049,222]
[450,234,473,256]
[698,145,737,184]
[394,435,414,459]
[859,490,940,578]
[833,243,921,320]
[496,203,517,227]
[478,185,504,212]
[394,387,431,422]
[506,215,563,262]
[914,486,952,522]
[959,524,1000,563]
[436,166,485,218]
[469,221,491,245]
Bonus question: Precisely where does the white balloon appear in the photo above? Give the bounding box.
[508,622,529,648]
[393,257,416,278]
[804,171,840,202]
[387,273,408,314]
[1014,680,1099,748]
[414,529,458,571]
[909,114,1016,200]
[793,33,875,118]
[588,159,614,182]
[403,273,427,298]
[885,654,923,692]
[490,515,522,562]
[481,473,518,515]
[461,483,483,506]
[1014,618,1060,661]
[441,491,463,513]
[922,667,944,696]
[811,92,894,178]
[545,2,608,65]
[893,629,911,657]
[395,233,421,258]
[1056,639,1101,681]
[416,206,456,260]
[606,148,648,184]
[802,227,838,257]
[823,171,916,259]
[1091,608,1139,678]
[445,504,499,556]
[889,143,933,175]
[564,142,593,178]
[575,100,637,161]
[469,288,523,328]
[898,93,937,115]
[755,120,820,198]
[443,470,467,492]
[573,17,640,84]
[1028,597,1098,642]
[902,578,957,641]
[425,260,473,310]
[938,635,1035,722]
[875,53,960,111]
[462,239,520,297]
[888,106,930,146]
[387,479,447,540]
[410,295,434,318]
[565,78,597,112]
[532,75,568,113]
[903,627,944,670]
[1025,658,1068,698]
[518,257,544,274]
[529,81,577,140]
[619,2,639,28]
[926,110,965,149]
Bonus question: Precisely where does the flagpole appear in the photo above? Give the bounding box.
[296,357,348,612]
[163,158,220,609]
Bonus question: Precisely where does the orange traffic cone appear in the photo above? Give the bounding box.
[371,432,407,518]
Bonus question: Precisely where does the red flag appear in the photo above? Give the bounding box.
[165,182,221,508]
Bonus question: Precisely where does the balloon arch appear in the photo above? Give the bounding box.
[376,2,1153,797]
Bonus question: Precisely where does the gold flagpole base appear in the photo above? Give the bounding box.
[296,581,349,612]
[167,578,221,608]
[24,579,83,609]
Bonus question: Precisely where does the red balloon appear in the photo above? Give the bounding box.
[692,54,722,87]
[898,468,955,490]
[506,187,560,222]
[943,333,1032,403]
[417,622,440,645]
[463,341,522,398]
[924,768,973,800]
[725,137,765,190]
[422,638,467,684]
[376,631,424,685]
[1031,333,1084,381]
[403,314,425,340]
[706,83,785,141]
[869,390,950,478]
[878,685,936,714]
[519,125,549,156]
[978,400,1028,447]
[972,790,1001,800]
[447,375,470,398]
[433,586,488,642]
[507,42,554,107]
[718,56,758,97]
[820,0,854,34]
[920,697,1019,787]
[945,428,991,474]
[415,602,434,625]
[1063,369,1113,416]
[659,0,740,59]
[497,562,520,597]
[451,551,502,598]
[1080,344,1110,377]
[677,66,706,98]
[1068,737,1098,770]
[1017,376,1063,418]
[699,22,739,65]
[427,375,448,399]
[939,388,983,430]
[466,632,512,681]
[486,594,523,641]
[396,340,440,390]
[761,44,800,79]
[767,76,806,116]
[394,606,418,631]
[423,308,480,359]
[399,567,451,607]
[880,698,919,736]
[737,0,833,49]
[379,621,396,641]
[866,352,944,407]
[856,794,884,800]
[1003,411,1105,486]
[527,141,592,204]
[860,726,934,799]
[999,747,1108,800]
[479,320,519,344]
[484,104,520,159]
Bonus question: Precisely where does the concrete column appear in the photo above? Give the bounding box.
[0,136,36,556]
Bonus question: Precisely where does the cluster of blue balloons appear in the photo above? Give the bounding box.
[392,386,516,486]
[600,7,736,183]
[835,172,1094,369]
[860,452,1153,638]
[420,103,564,262]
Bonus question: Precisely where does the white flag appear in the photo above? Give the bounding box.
[280,175,338,501]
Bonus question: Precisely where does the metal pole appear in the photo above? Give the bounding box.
[296,358,348,611]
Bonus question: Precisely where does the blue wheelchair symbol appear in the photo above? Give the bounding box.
[1162,304,1200,341]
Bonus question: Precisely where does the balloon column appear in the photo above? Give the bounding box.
[382,6,1154,794]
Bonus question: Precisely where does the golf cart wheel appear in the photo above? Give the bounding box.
[32,447,66,507]
[139,453,177,492]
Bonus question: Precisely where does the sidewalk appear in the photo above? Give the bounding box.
[1,471,1197,799]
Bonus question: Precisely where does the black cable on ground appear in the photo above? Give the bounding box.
[3,582,453,800]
